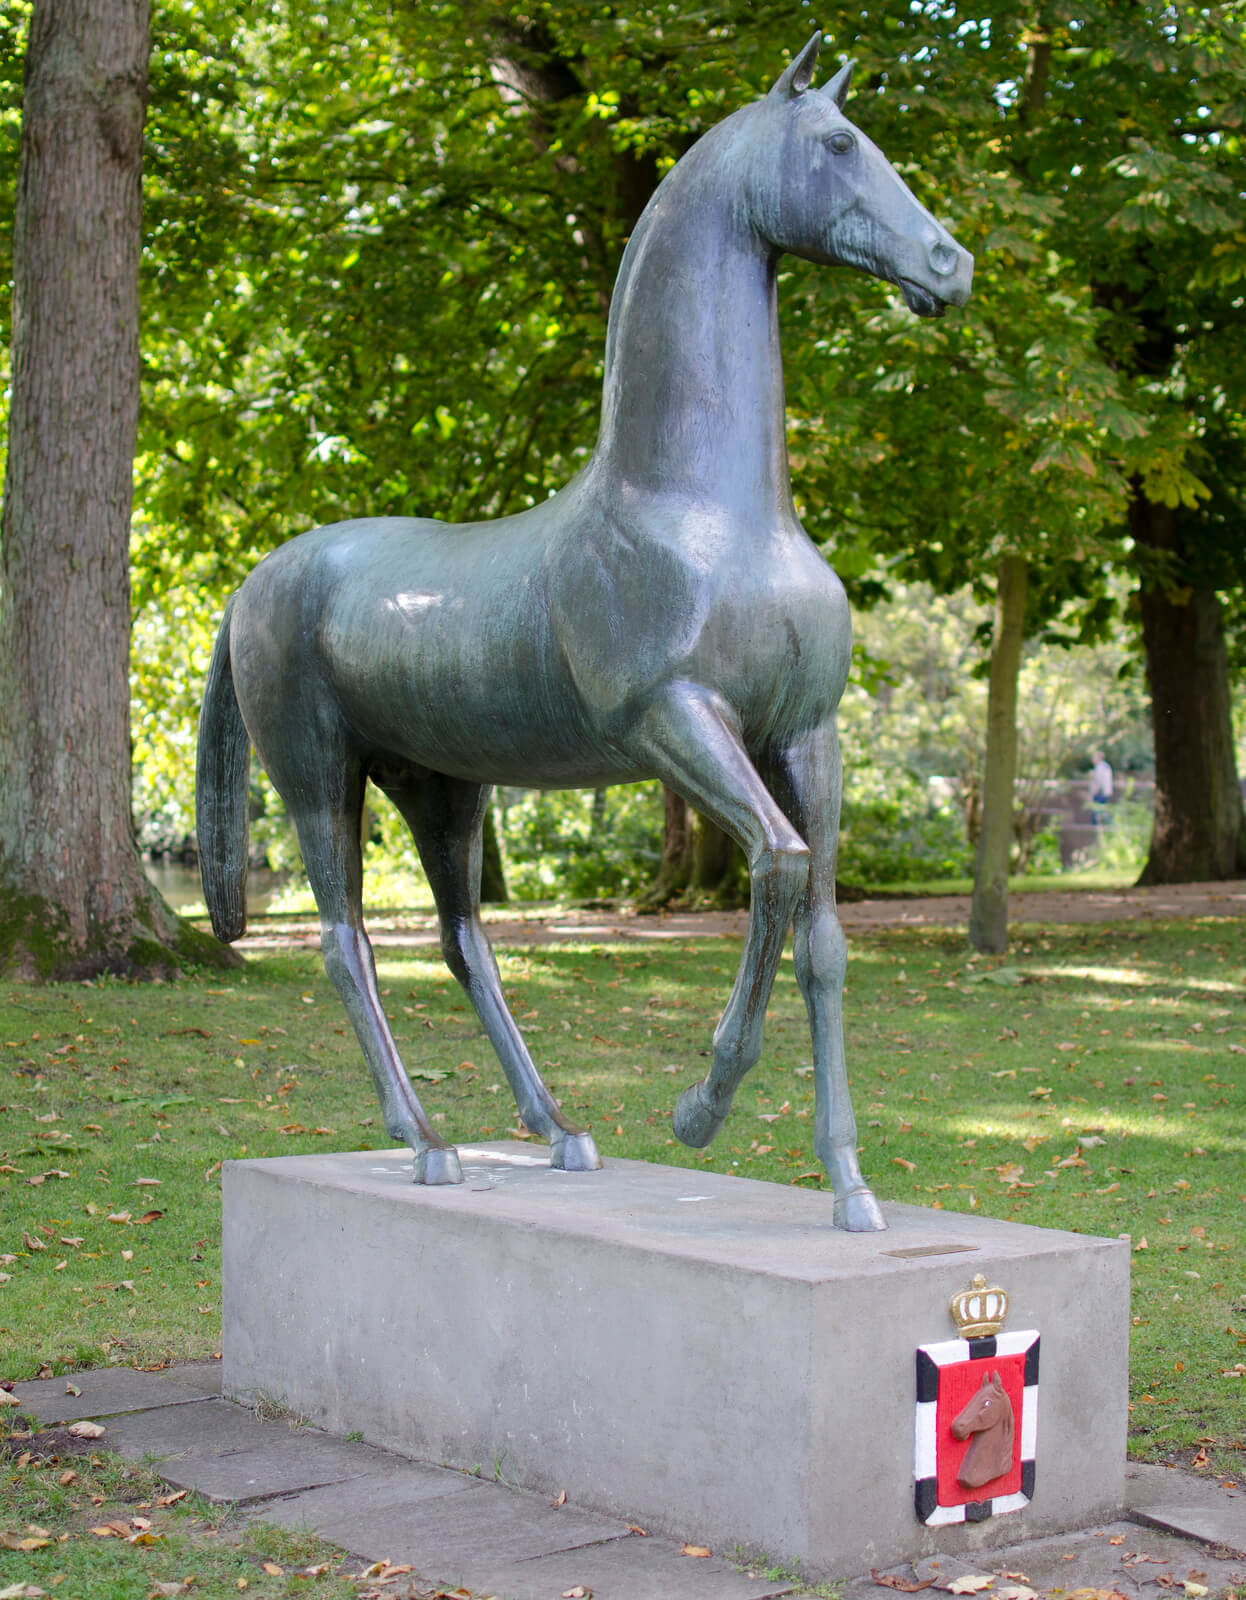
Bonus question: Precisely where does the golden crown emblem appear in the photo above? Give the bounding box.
[949,1273,1009,1338]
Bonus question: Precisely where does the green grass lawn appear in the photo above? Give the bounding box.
[1,913,1244,1582]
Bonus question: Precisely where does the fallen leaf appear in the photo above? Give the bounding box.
[1183,1585,1208,1597]
[562,1588,592,1599]
[870,1571,934,1592]
[995,1587,1038,1600]
[68,1420,105,1439]
[21,1233,46,1252]
[59,1470,76,1486]
[106,1212,131,1225]
[947,1577,995,1594]
[681,1544,712,1558]
[0,1392,18,1407]
[298,1565,329,1578]
[261,1562,284,1576]
[156,1490,188,1507]
[135,1211,164,1225]
[64,1382,81,1396]
[550,1488,567,1507]
[892,1157,917,1172]
[626,1523,647,1536]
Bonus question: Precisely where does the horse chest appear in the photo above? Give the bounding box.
[693,552,852,737]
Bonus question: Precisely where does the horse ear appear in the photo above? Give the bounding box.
[822,57,855,109]
[769,32,822,99]
[979,1370,992,1389]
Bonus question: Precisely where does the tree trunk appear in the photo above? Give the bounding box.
[639,788,747,910]
[1132,497,1246,883]
[969,554,1029,954]
[636,787,694,909]
[479,803,508,904]
[0,0,225,977]
[689,812,748,907]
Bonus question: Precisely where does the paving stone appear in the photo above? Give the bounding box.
[1127,1462,1246,1557]
[243,1459,486,1535]
[100,1400,391,1503]
[842,1521,1246,1600]
[258,1474,632,1589]
[9,1362,221,1425]
[473,1534,798,1600]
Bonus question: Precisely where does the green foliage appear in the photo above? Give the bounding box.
[839,777,972,887]
[500,783,663,901]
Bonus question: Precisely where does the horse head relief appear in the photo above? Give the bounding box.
[952,1370,1017,1489]
[197,34,973,1228]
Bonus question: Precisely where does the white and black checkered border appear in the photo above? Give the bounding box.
[914,1329,1039,1526]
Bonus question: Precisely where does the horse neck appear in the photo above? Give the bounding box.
[591,127,794,524]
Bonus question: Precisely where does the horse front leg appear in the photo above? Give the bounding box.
[626,684,810,1147]
[771,719,884,1230]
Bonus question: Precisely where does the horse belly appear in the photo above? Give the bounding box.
[322,585,632,789]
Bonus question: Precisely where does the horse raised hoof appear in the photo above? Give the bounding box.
[833,1185,886,1232]
[413,1145,464,1186]
[673,1080,729,1149]
[549,1128,602,1172]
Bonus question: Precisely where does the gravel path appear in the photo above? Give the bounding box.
[235,879,1246,952]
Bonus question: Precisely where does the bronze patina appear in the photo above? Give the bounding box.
[197,34,973,1229]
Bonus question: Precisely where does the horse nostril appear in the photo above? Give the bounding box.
[930,241,958,277]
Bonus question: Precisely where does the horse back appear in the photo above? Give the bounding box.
[227,513,635,787]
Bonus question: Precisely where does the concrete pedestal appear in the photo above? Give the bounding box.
[222,1145,1129,1577]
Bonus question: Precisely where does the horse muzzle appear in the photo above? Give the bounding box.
[897,234,973,318]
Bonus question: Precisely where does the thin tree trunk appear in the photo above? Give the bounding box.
[0,0,225,976]
[1132,497,1246,883]
[969,554,1029,954]
[480,803,508,904]
[636,787,694,908]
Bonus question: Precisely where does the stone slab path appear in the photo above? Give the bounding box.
[7,1364,1246,1599]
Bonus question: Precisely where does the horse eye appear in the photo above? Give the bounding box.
[826,131,855,155]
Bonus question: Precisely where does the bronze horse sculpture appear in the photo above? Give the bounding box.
[197,33,972,1229]
[952,1370,1016,1489]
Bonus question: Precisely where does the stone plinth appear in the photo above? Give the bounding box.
[222,1145,1129,1576]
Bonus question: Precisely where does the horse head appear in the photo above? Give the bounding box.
[951,1368,1009,1440]
[739,31,973,317]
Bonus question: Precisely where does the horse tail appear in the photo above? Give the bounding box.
[196,594,251,942]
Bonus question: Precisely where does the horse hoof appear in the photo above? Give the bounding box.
[673,1081,727,1148]
[550,1130,602,1172]
[833,1185,886,1232]
[413,1145,463,1186]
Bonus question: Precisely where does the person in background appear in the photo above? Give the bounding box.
[1089,750,1114,825]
